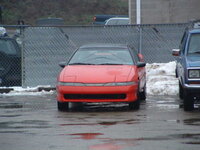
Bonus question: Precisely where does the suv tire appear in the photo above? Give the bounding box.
[179,81,183,99]
[183,90,194,111]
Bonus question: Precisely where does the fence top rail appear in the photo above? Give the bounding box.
[1,22,188,28]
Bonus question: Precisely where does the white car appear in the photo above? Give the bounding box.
[105,17,130,25]
[0,27,7,37]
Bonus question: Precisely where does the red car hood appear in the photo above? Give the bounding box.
[59,65,136,83]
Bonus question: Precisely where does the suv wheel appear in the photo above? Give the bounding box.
[179,81,183,99]
[183,91,194,111]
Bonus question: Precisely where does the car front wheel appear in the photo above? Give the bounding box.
[139,84,146,101]
[129,96,140,110]
[57,101,69,111]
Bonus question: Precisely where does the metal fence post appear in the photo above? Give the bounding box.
[139,25,142,54]
[21,25,25,87]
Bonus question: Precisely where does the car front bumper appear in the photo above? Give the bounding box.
[56,84,138,103]
[183,83,200,97]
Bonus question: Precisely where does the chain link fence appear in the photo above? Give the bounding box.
[1,23,187,87]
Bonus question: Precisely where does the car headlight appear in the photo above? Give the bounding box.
[188,69,200,78]
[57,82,84,86]
[104,82,137,86]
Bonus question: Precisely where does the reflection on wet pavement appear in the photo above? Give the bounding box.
[184,118,200,126]
[69,133,103,140]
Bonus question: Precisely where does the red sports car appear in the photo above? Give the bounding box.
[56,44,146,111]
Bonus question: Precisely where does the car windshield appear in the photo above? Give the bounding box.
[106,19,129,25]
[69,48,134,65]
[0,39,17,55]
[188,33,200,55]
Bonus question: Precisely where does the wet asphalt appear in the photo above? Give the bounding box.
[0,93,200,150]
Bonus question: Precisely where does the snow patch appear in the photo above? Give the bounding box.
[146,61,178,96]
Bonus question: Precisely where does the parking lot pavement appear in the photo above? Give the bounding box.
[0,93,200,150]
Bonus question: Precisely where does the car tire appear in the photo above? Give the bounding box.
[139,84,146,101]
[57,101,69,111]
[129,98,140,110]
[179,81,183,99]
[175,68,178,78]
[183,91,194,111]
[0,51,11,76]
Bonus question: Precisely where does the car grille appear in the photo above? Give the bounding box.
[64,94,126,100]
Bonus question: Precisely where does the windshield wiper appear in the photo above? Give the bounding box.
[99,63,124,65]
[69,63,95,65]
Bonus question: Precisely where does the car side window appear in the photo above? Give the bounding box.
[0,39,17,55]
[188,33,200,54]
[179,32,188,54]
[130,48,140,63]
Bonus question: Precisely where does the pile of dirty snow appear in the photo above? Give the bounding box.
[146,61,178,96]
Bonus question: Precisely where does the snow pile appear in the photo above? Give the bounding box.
[0,62,179,96]
[146,61,178,96]
[0,86,55,96]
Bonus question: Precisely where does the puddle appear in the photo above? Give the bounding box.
[89,143,125,150]
[184,118,200,126]
[60,123,98,126]
[69,133,103,140]
[0,114,21,118]
[183,141,200,145]
[69,133,139,150]
[60,118,139,127]
[0,120,50,130]
[0,103,23,109]
[98,121,117,125]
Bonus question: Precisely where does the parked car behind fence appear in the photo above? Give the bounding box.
[0,35,21,86]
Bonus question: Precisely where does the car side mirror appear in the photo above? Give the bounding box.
[137,62,146,68]
[172,49,180,56]
[59,61,66,68]
[138,53,144,62]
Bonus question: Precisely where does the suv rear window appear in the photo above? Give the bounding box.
[0,39,17,55]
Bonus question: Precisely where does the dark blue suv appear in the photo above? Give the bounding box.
[172,21,200,111]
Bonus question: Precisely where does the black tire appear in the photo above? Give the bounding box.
[129,99,140,110]
[0,51,11,76]
[183,91,194,111]
[179,81,183,99]
[57,101,69,111]
[139,84,146,101]
[175,68,178,78]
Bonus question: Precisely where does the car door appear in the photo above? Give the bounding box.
[177,31,188,83]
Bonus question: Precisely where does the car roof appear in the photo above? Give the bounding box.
[107,17,129,20]
[79,43,129,50]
